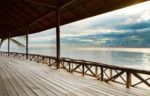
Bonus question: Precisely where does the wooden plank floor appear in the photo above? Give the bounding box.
[0,56,150,96]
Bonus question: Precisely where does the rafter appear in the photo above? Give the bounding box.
[96,0,107,9]
[29,0,76,25]
[7,0,33,24]
[24,1,52,27]
[0,4,23,25]
[29,11,53,26]
[25,0,56,8]
[0,12,18,24]
[0,22,24,27]
[77,0,90,16]
[58,0,76,8]
[63,7,77,21]
[1,0,27,25]
[0,26,26,38]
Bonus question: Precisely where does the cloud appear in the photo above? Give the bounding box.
[116,20,150,30]
[23,1,150,48]
[59,26,150,47]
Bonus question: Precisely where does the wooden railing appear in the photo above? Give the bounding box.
[0,51,150,89]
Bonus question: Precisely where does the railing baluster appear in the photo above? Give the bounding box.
[95,66,98,77]
[110,69,112,79]
[69,62,71,72]
[101,67,104,81]
[82,64,85,76]
[126,72,131,88]
[0,51,150,89]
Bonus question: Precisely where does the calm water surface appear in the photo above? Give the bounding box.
[28,48,150,70]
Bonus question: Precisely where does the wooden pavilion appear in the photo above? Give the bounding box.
[0,0,150,96]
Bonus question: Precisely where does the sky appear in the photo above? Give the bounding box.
[1,1,150,50]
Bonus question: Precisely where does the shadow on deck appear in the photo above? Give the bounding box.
[0,56,150,96]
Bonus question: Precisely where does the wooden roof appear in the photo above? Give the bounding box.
[0,0,148,38]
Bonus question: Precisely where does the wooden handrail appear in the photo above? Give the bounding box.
[0,51,150,89]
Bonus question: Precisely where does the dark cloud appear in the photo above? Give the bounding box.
[60,27,150,47]
[116,20,150,30]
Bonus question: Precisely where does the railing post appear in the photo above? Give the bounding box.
[126,72,131,88]
[101,67,104,81]
[48,58,51,66]
[110,69,112,79]
[82,64,85,76]
[95,66,98,77]
[69,62,71,72]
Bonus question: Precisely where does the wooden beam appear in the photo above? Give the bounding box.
[0,22,23,27]
[25,0,75,9]
[29,11,53,26]
[25,2,51,27]
[78,1,90,16]
[29,0,76,26]
[95,0,107,9]
[131,78,150,87]
[2,26,25,38]
[0,12,19,25]
[1,8,23,26]
[59,0,75,8]
[85,65,96,77]
[105,71,125,82]
[1,0,27,25]
[25,0,56,8]
[132,72,150,87]
[71,64,82,73]
[56,8,60,69]
[26,26,29,59]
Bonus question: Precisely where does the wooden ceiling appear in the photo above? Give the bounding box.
[0,0,148,38]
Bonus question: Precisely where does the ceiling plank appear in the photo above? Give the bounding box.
[25,0,56,8]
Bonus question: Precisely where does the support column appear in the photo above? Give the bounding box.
[26,26,29,59]
[56,8,60,69]
[8,32,10,56]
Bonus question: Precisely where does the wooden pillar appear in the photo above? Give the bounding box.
[26,26,29,59]
[8,32,10,56]
[56,8,60,69]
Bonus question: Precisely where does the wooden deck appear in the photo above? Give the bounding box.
[0,56,150,96]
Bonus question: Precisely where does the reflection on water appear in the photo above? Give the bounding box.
[29,48,150,70]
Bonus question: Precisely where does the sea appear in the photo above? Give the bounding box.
[26,47,150,71]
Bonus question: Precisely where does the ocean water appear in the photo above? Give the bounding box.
[28,47,150,70]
